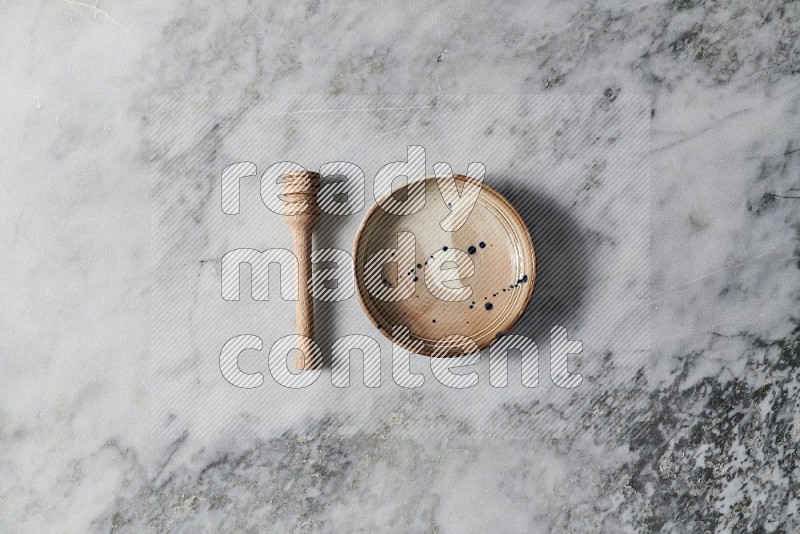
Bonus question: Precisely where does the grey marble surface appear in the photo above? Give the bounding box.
[2,0,799,532]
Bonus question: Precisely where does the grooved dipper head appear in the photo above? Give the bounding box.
[282,171,321,227]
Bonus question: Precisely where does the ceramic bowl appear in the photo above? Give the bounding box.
[353,176,536,356]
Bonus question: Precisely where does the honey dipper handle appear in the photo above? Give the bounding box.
[291,225,316,369]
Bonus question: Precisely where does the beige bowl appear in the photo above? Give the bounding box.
[353,176,536,356]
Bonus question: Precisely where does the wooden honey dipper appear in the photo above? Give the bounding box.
[282,170,321,370]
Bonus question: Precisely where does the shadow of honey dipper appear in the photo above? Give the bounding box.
[282,170,321,370]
